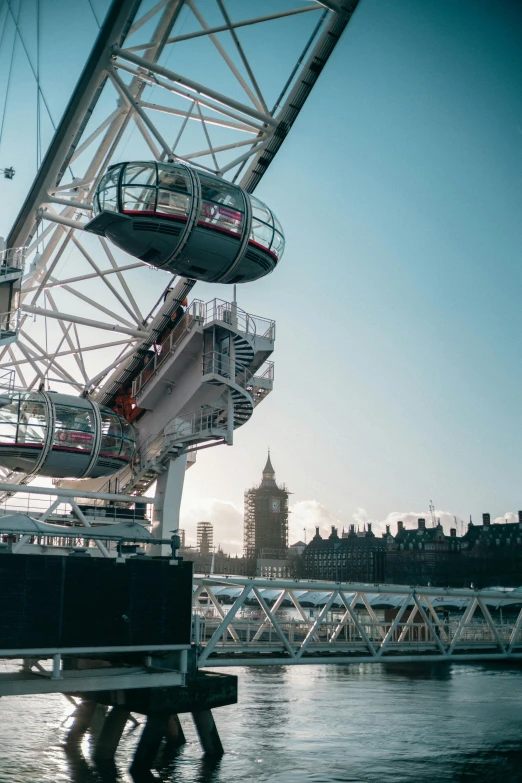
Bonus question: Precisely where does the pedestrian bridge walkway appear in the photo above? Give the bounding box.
[192,577,522,667]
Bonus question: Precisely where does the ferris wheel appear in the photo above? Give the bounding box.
[0,0,358,527]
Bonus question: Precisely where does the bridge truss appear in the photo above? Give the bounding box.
[193,576,522,666]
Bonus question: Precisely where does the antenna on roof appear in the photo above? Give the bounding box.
[429,500,436,527]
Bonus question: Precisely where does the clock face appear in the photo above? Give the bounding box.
[270,498,280,513]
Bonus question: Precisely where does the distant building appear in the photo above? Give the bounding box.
[178,543,249,576]
[197,521,213,555]
[301,511,522,588]
[244,451,289,574]
[289,541,307,557]
[303,524,386,583]
[386,518,461,586]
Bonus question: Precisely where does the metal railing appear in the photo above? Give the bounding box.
[0,368,15,396]
[202,350,255,395]
[0,246,24,274]
[254,361,274,382]
[0,309,21,335]
[204,298,275,340]
[133,297,275,398]
[97,408,229,499]
[133,299,205,397]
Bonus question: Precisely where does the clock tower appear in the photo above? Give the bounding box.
[244,450,290,572]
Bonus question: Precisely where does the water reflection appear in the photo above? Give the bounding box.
[381,661,452,680]
[453,741,522,783]
[3,664,522,782]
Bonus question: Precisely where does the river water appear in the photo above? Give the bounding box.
[1,663,522,783]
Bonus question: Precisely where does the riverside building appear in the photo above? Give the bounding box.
[302,512,522,588]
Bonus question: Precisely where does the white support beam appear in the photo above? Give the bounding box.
[108,66,174,158]
[20,304,149,339]
[126,6,321,51]
[197,585,251,666]
[113,48,278,127]
[38,210,88,231]
[70,499,111,558]
[0,482,157,504]
[253,586,296,658]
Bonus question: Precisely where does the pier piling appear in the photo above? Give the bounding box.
[191,709,224,757]
[165,713,186,749]
[66,700,97,746]
[93,706,130,762]
[131,714,169,771]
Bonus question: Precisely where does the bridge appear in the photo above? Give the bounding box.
[192,576,522,667]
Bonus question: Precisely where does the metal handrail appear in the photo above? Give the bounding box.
[202,350,255,394]
[204,298,255,337]
[0,369,14,396]
[254,361,274,382]
[0,247,24,273]
[133,297,275,398]
[0,310,20,334]
[132,299,205,397]
[97,408,230,499]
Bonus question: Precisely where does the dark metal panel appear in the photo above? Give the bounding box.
[0,553,193,651]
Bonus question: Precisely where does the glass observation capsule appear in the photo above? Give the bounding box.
[85,161,285,284]
[0,391,135,479]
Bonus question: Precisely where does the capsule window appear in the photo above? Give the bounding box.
[120,437,134,460]
[198,175,245,236]
[271,231,285,259]
[157,166,190,193]
[96,188,118,214]
[99,166,122,191]
[121,186,156,214]
[100,409,123,457]
[0,396,20,444]
[53,405,94,452]
[249,195,273,227]
[250,218,273,250]
[94,167,122,216]
[157,189,190,218]
[123,164,157,187]
[18,395,47,445]
[120,419,136,459]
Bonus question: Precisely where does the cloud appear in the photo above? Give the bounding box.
[181,493,521,557]
[494,512,518,525]
[289,499,341,542]
[180,497,244,554]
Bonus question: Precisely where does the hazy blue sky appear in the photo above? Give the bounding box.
[0,0,521,550]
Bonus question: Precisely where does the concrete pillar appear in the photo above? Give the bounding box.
[131,714,168,771]
[65,699,97,745]
[152,454,187,556]
[165,714,186,748]
[191,710,224,757]
[90,704,108,741]
[93,706,130,762]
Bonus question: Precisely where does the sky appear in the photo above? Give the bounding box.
[0,0,521,552]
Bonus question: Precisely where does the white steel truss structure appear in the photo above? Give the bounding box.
[0,0,359,488]
[193,576,522,666]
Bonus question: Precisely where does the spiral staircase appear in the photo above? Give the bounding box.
[98,298,275,498]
